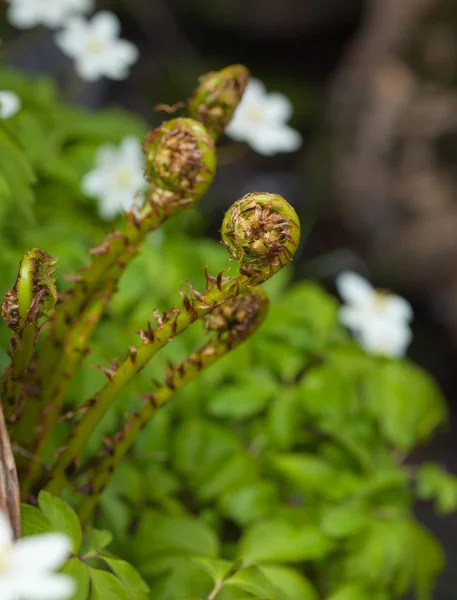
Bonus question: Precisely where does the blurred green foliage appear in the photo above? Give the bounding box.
[2,66,457,600]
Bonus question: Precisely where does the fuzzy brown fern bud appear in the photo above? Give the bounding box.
[143,117,216,205]
[220,192,301,278]
[188,64,250,139]
[204,286,269,345]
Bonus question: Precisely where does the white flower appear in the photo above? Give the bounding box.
[82,136,145,219]
[7,0,93,29]
[225,79,302,156]
[336,271,413,358]
[0,91,21,119]
[55,11,139,81]
[0,510,74,600]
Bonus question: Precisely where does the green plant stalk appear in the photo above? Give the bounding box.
[76,286,269,523]
[19,290,113,499]
[77,341,236,523]
[19,202,176,452]
[44,192,300,495]
[44,274,250,495]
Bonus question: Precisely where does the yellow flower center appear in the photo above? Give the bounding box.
[372,290,390,312]
[114,168,134,188]
[247,105,265,123]
[85,36,105,55]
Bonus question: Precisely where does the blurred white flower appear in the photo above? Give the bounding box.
[7,0,93,29]
[0,510,74,600]
[0,91,21,119]
[55,11,139,81]
[225,79,302,156]
[82,136,145,220]
[336,271,413,358]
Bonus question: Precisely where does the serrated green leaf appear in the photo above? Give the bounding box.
[220,481,279,526]
[191,557,235,584]
[83,528,113,555]
[367,361,447,451]
[266,388,302,450]
[269,453,362,500]
[259,565,319,600]
[38,491,82,553]
[321,502,370,538]
[21,503,53,537]
[416,463,457,514]
[62,558,90,600]
[89,568,131,600]
[226,565,284,599]
[238,520,333,563]
[100,556,149,600]
[132,511,219,559]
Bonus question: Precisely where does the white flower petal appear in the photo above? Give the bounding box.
[243,79,267,103]
[383,294,413,323]
[7,5,38,28]
[81,170,105,197]
[120,136,144,165]
[11,573,75,600]
[7,0,93,29]
[265,92,293,123]
[0,91,21,119]
[91,10,121,39]
[11,533,71,573]
[338,305,368,332]
[55,18,87,55]
[245,124,301,156]
[225,114,252,140]
[357,320,412,358]
[0,511,13,547]
[0,575,17,600]
[336,271,374,308]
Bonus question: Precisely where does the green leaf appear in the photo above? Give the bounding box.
[132,511,219,559]
[83,528,113,555]
[367,361,447,451]
[416,463,457,514]
[220,481,279,526]
[226,565,284,599]
[343,517,444,598]
[207,377,276,420]
[259,565,319,600]
[238,520,333,563]
[266,388,302,450]
[269,453,361,500]
[321,502,370,538]
[61,558,90,600]
[0,124,36,222]
[21,503,53,537]
[100,556,149,600]
[38,491,82,553]
[298,362,357,425]
[199,453,259,501]
[171,419,240,486]
[89,568,131,600]
[191,557,236,584]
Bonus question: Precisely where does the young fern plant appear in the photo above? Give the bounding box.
[43,191,300,498]
[14,65,249,490]
[76,287,269,525]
